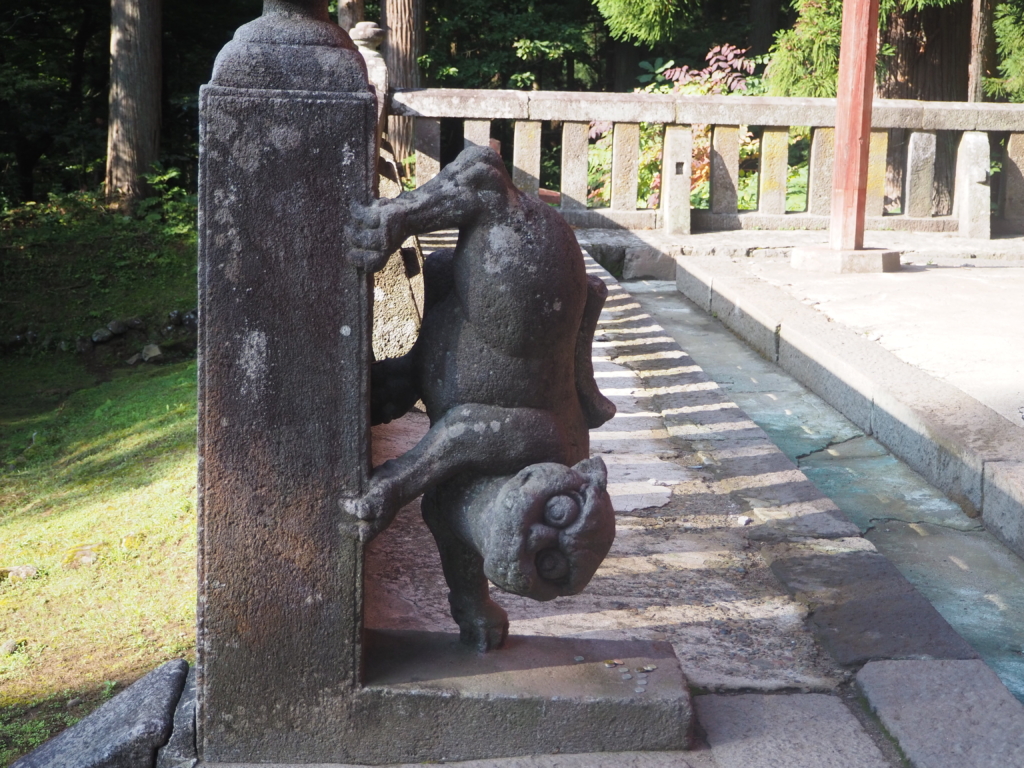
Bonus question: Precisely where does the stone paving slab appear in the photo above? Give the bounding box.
[695,693,891,768]
[857,659,1024,767]
[651,245,1024,563]
[763,538,979,666]
[14,660,188,768]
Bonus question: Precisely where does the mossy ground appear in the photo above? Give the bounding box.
[0,194,198,763]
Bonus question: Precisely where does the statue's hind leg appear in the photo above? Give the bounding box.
[422,485,509,651]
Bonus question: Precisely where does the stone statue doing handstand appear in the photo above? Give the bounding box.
[345,146,617,651]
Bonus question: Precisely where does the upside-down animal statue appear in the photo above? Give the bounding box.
[345,146,617,651]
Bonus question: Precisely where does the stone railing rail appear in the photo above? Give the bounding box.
[390,88,1024,239]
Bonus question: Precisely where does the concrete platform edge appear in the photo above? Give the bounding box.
[672,255,1024,560]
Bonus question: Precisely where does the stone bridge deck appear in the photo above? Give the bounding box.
[362,252,1024,767]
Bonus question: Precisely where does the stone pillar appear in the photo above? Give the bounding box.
[905,130,937,218]
[1003,133,1024,233]
[197,2,375,761]
[710,125,740,214]
[954,130,991,239]
[758,127,789,215]
[560,122,590,210]
[513,120,542,196]
[808,127,835,216]
[464,119,492,149]
[662,124,692,234]
[350,21,387,136]
[611,122,640,210]
[865,129,888,216]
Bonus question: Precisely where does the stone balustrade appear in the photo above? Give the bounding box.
[390,88,1024,239]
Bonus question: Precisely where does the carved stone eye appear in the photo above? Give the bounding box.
[536,548,570,581]
[543,494,579,528]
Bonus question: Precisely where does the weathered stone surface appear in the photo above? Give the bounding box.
[710,125,739,215]
[758,127,789,215]
[391,87,530,119]
[955,130,991,239]
[857,659,1024,768]
[808,127,835,216]
[905,130,936,217]
[347,147,617,651]
[529,90,676,123]
[1,564,38,583]
[984,461,1024,558]
[766,539,979,665]
[1003,132,1024,232]
[512,120,542,196]
[462,118,491,149]
[141,344,162,362]
[612,123,640,211]
[155,665,196,768]
[12,660,187,768]
[865,130,888,217]
[696,693,890,768]
[622,245,674,280]
[361,630,691,757]
[415,116,441,186]
[559,122,590,210]
[790,247,900,273]
[662,125,692,235]
[197,3,375,760]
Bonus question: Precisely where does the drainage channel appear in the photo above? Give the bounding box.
[620,279,1024,703]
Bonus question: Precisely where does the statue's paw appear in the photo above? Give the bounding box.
[345,202,397,273]
[339,481,400,543]
[450,595,509,652]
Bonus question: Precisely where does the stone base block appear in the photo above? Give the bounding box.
[790,247,901,274]
[199,631,691,765]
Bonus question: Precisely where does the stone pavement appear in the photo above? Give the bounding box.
[355,256,1024,767]
[577,228,1024,568]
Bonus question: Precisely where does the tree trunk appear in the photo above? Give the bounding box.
[968,0,994,101]
[748,0,781,56]
[877,0,971,215]
[382,0,422,169]
[105,0,162,210]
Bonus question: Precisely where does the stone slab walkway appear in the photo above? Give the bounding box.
[348,258,1024,767]
[576,228,1024,576]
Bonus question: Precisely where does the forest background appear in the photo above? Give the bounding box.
[7,0,1024,211]
[2,0,1024,762]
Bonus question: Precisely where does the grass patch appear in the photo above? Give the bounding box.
[1,190,196,343]
[0,357,198,763]
[1,190,199,763]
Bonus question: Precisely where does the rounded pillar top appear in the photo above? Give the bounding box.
[263,0,330,22]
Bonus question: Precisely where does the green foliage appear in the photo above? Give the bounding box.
[0,1,259,208]
[988,1,1024,101]
[595,0,692,46]
[766,0,843,97]
[766,0,971,98]
[0,191,197,342]
[419,0,606,90]
[136,167,198,237]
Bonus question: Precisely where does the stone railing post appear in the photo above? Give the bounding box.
[905,130,937,218]
[1003,132,1024,232]
[662,124,692,234]
[197,1,376,760]
[710,125,740,214]
[954,130,992,239]
[350,21,388,138]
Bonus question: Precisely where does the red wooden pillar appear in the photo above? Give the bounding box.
[830,0,880,251]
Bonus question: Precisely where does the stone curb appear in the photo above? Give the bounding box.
[672,255,1024,561]
[856,659,1024,767]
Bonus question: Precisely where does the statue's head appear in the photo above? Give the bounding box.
[481,457,615,602]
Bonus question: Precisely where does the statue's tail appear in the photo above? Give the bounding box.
[576,274,617,428]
